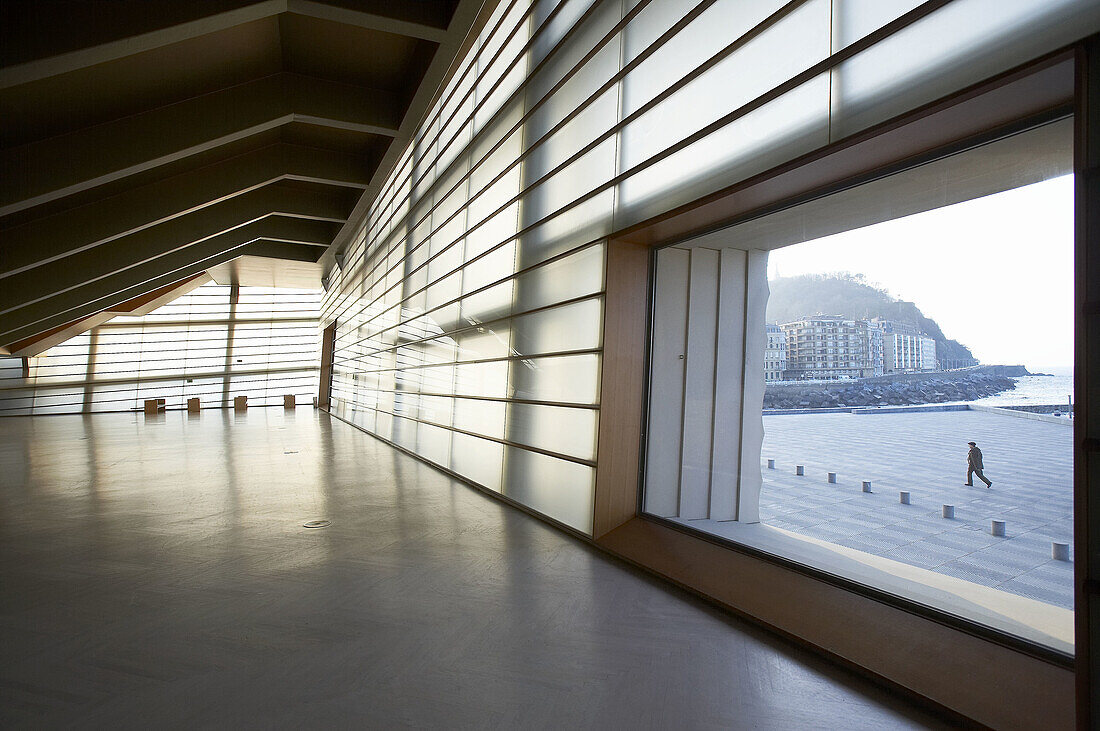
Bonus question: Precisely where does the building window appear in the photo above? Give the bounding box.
[641,118,1074,657]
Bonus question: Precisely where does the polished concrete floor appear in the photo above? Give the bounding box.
[0,409,949,728]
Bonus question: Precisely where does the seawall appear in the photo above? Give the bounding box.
[764,372,1016,409]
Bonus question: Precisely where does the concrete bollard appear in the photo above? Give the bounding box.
[899,491,910,504]
[942,504,955,519]
[991,520,1006,537]
[1052,542,1070,561]
[795,465,804,476]
[862,481,872,493]
[827,472,837,484]
[767,459,775,469]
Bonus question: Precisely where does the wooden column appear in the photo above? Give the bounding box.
[318,320,337,410]
[592,239,649,539]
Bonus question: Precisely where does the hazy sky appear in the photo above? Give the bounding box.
[768,175,1074,371]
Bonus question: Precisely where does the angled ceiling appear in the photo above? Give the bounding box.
[0,0,487,353]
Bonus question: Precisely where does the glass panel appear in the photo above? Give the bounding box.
[618,75,831,227]
[830,0,1100,139]
[453,396,507,440]
[0,282,320,415]
[621,0,794,113]
[509,297,603,355]
[512,243,604,312]
[417,420,453,467]
[451,432,505,492]
[505,403,598,461]
[832,0,924,50]
[509,353,600,404]
[502,447,594,533]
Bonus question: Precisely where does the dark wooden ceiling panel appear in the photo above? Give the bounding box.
[0,131,285,229]
[0,0,260,66]
[279,13,436,92]
[313,0,459,31]
[0,0,492,348]
[0,18,282,147]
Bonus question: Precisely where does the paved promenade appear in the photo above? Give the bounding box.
[760,410,1073,609]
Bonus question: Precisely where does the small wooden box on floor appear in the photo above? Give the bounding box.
[187,398,200,413]
[234,396,247,411]
[143,398,165,415]
[283,394,295,409]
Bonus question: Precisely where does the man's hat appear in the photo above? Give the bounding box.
[967,441,976,445]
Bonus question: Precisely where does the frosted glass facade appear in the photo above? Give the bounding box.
[0,283,321,415]
[322,0,1099,536]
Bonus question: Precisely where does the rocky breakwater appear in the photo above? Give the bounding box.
[764,372,1016,409]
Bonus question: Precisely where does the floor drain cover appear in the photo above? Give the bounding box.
[302,520,331,529]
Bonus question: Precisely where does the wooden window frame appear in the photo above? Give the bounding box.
[592,43,1092,728]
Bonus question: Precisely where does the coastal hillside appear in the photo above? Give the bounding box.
[767,272,975,364]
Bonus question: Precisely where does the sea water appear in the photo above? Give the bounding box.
[967,373,1074,408]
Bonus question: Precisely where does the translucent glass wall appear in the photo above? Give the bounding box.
[322,0,1099,536]
[0,283,321,415]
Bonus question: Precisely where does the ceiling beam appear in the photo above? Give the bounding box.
[1,73,400,217]
[0,143,368,279]
[0,232,332,344]
[2,182,351,280]
[3,273,212,357]
[1,214,340,317]
[0,0,449,89]
[235,240,332,263]
[287,1,449,42]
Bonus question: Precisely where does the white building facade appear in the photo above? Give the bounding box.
[764,324,787,382]
[780,316,873,380]
[920,335,938,371]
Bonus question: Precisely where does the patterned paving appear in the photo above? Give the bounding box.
[760,410,1074,609]
[0,410,947,728]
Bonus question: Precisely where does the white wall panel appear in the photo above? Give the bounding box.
[643,245,767,523]
[678,248,718,519]
[710,249,747,520]
[643,247,689,517]
[737,250,769,522]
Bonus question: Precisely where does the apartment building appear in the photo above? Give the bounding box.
[920,334,938,371]
[779,316,873,380]
[764,323,787,382]
[875,319,938,373]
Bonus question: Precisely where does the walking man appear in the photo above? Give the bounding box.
[966,441,992,488]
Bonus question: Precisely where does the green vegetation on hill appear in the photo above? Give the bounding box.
[767,272,976,364]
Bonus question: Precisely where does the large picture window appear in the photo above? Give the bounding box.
[640,119,1075,656]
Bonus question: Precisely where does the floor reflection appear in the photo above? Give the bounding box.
[0,409,947,728]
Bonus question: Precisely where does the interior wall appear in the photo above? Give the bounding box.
[0,282,322,415]
[321,0,1097,537]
